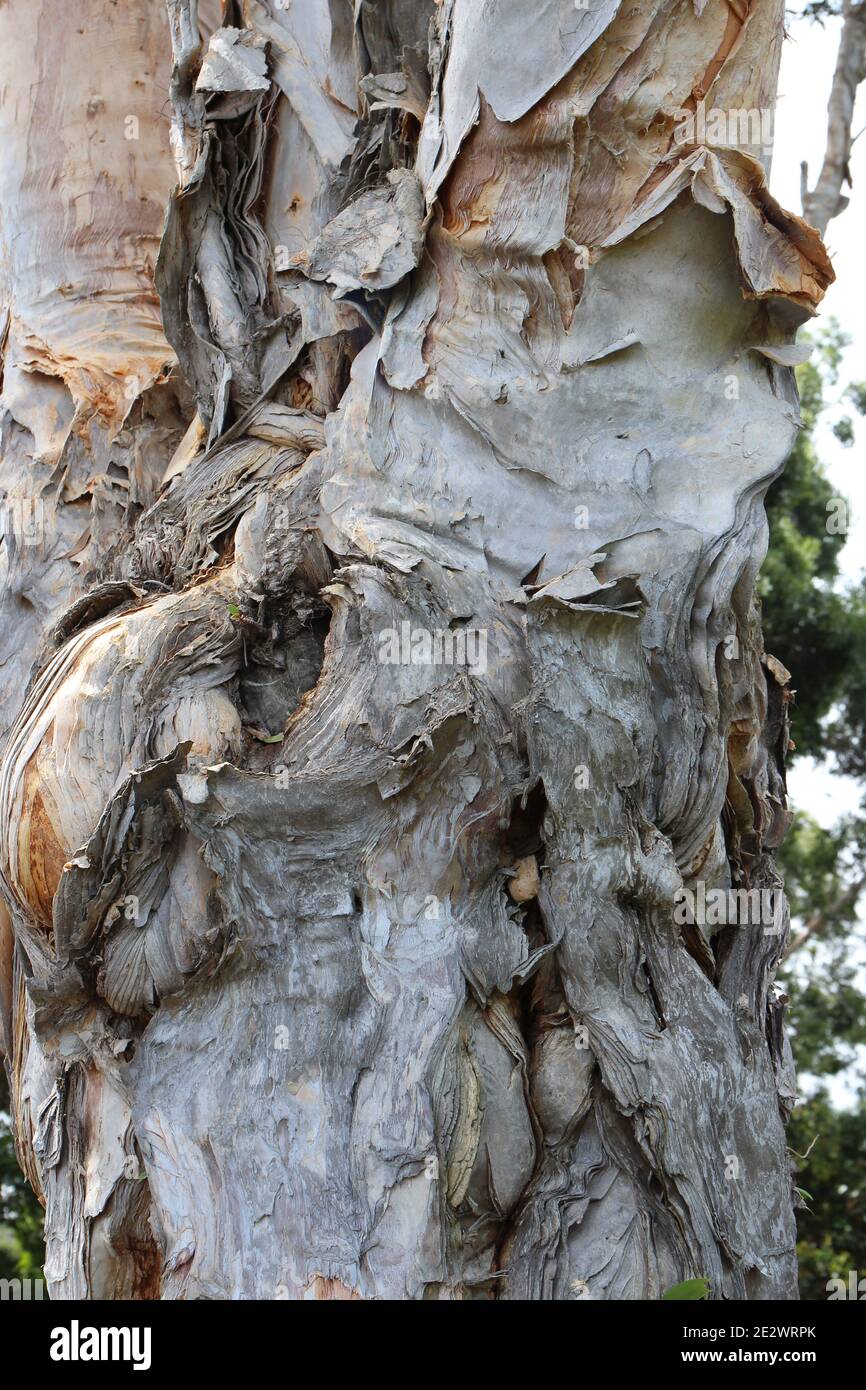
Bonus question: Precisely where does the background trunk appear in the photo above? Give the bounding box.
[0,0,832,1299]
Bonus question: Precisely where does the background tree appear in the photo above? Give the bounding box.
[760,325,866,1299]
[800,0,866,236]
[775,0,866,1292]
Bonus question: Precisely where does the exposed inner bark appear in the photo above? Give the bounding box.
[0,0,832,1299]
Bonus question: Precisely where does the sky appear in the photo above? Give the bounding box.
[772,8,866,828]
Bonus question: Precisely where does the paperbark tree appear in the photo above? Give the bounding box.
[0,0,835,1300]
[801,0,866,237]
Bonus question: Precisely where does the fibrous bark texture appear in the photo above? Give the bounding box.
[0,0,832,1300]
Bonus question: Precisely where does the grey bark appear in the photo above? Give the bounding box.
[801,0,866,237]
[0,0,833,1299]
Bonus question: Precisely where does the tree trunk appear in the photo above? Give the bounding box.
[801,0,866,237]
[0,0,833,1300]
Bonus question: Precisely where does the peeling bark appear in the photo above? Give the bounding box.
[0,0,832,1299]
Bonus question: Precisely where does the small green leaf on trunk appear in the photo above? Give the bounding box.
[662,1278,710,1301]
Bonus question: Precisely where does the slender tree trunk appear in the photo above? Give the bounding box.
[801,0,866,237]
[0,0,833,1300]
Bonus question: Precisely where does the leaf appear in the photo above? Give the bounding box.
[227,602,241,618]
[662,1278,710,1301]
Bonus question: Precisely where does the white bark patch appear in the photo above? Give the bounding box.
[196,28,269,93]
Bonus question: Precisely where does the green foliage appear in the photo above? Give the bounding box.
[0,1076,44,1281]
[846,381,866,416]
[763,325,866,772]
[765,319,866,1299]
[801,0,843,20]
[826,584,866,778]
[777,811,866,942]
[761,327,865,759]
[662,1278,710,1300]
[787,970,866,1079]
[832,416,855,446]
[788,1090,866,1302]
